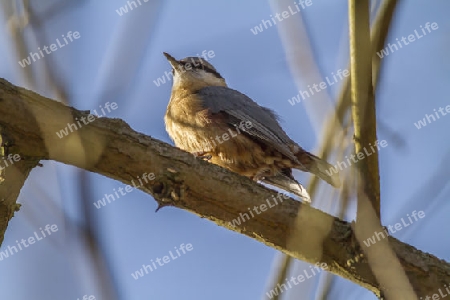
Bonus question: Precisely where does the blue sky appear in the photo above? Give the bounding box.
[0,0,449,299]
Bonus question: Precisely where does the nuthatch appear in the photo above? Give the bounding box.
[163,52,340,202]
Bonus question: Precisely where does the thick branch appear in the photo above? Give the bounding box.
[0,151,39,245]
[0,78,448,297]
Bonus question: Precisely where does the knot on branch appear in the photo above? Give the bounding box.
[152,168,185,212]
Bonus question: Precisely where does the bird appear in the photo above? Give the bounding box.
[163,52,340,202]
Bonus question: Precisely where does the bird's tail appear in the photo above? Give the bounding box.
[261,174,311,202]
[295,151,341,188]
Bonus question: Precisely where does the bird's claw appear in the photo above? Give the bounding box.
[192,152,212,161]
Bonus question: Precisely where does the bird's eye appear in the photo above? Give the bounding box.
[183,63,195,71]
[171,68,175,75]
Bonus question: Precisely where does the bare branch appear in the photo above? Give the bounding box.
[0,78,449,298]
[349,0,380,217]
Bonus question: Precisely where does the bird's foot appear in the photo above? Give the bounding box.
[252,168,272,182]
[192,152,212,161]
[340,221,365,269]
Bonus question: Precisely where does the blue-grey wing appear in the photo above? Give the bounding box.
[196,86,298,163]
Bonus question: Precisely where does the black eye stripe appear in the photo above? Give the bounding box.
[179,61,222,79]
[201,66,222,79]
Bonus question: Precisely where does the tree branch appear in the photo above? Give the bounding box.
[349,0,381,217]
[0,78,448,298]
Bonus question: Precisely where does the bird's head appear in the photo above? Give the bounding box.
[163,52,227,89]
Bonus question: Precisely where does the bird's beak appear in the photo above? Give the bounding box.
[163,52,182,71]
